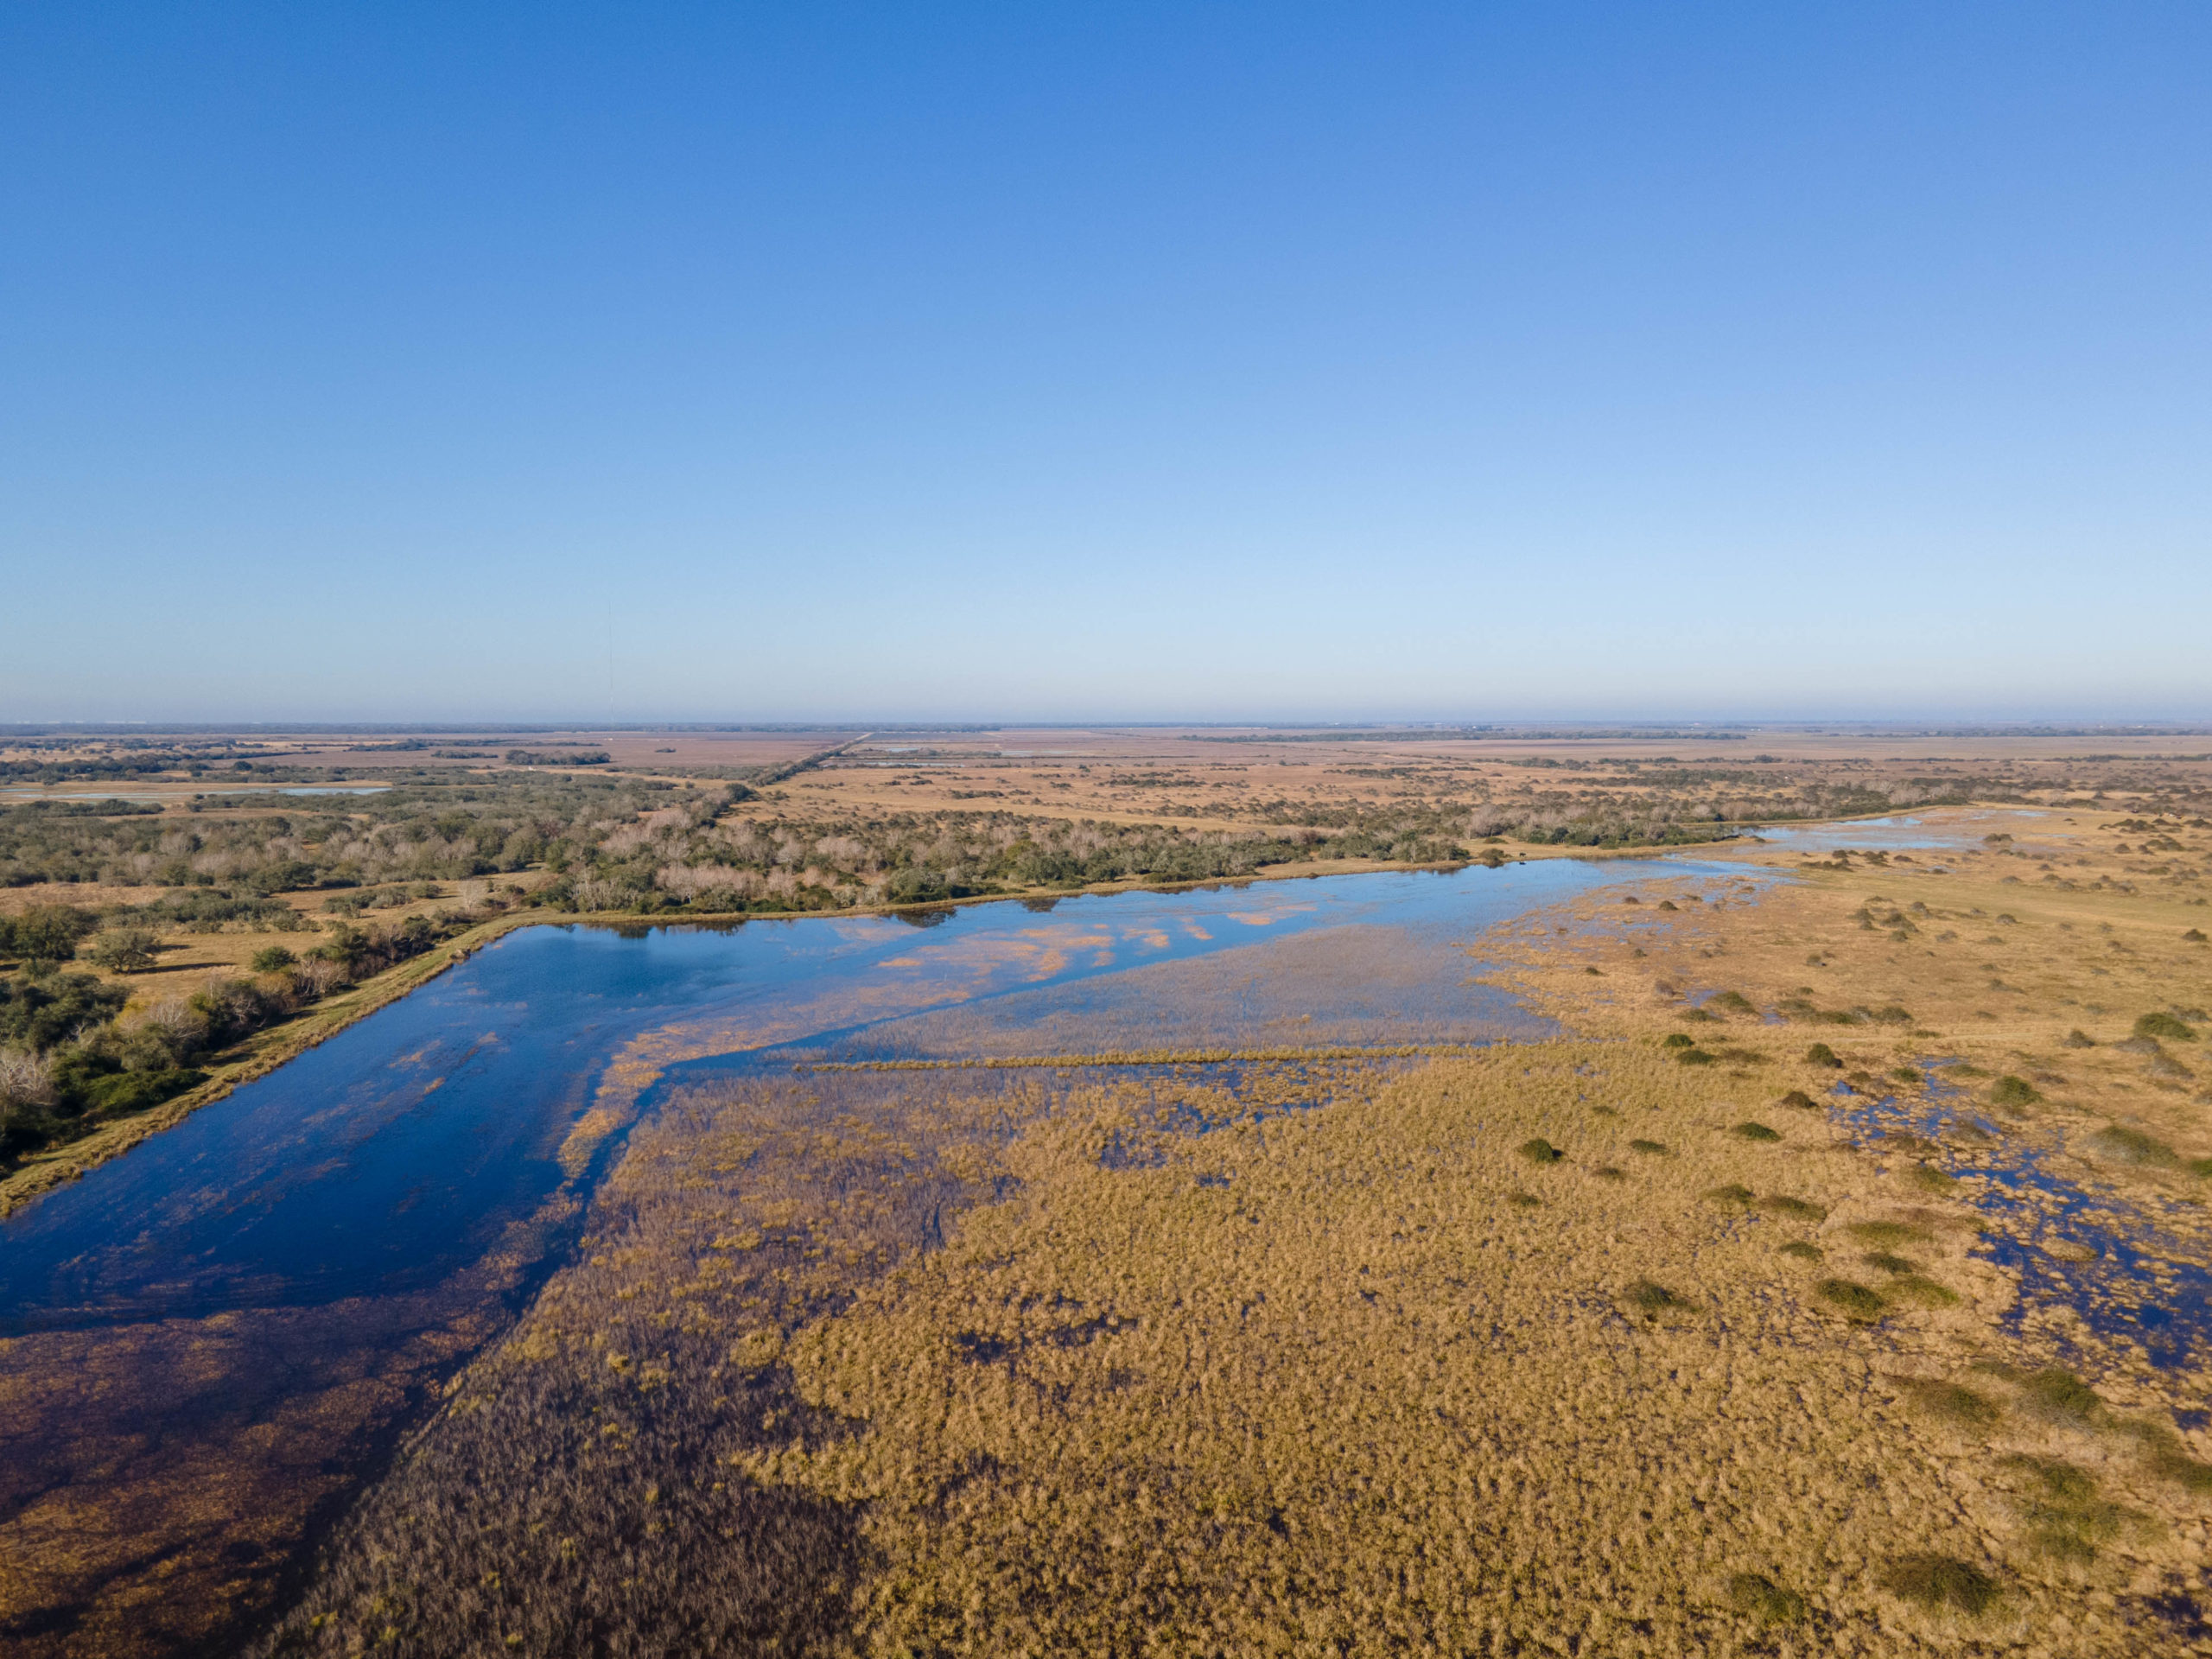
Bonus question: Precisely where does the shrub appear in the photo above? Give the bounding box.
[1880,1555,1999,1616]
[2135,1011,2198,1043]
[1990,1075,2041,1109]
[1805,1043,1840,1068]
[1516,1137,1562,1165]
[1732,1121,1781,1142]
[1661,1033,1694,1049]
[86,926,161,974]
[1815,1279,1887,1321]
[251,945,298,974]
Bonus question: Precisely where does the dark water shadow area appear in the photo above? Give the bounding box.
[0,855,1742,1656]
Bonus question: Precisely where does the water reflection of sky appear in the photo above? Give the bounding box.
[1745,808,2049,855]
[1,856,1745,1334]
[1833,1064,2211,1371]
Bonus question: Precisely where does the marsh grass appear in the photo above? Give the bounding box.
[1862,1251,1920,1274]
[1629,1138,1669,1156]
[1779,1240,1824,1262]
[1732,1121,1781,1141]
[1516,1136,1562,1165]
[2000,1456,2137,1562]
[1880,1554,2000,1617]
[1885,1274,1961,1309]
[2135,1011,2198,1043]
[2089,1124,2180,1167]
[1625,1278,1691,1319]
[1704,1183,1754,1205]
[1847,1220,1933,1249]
[1991,1075,2043,1110]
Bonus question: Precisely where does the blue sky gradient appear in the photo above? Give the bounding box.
[4,4,2208,721]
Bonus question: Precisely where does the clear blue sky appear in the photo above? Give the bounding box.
[4,3,2207,723]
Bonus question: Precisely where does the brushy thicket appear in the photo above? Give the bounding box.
[0,905,486,1164]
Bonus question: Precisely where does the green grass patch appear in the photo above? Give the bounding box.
[1886,1274,1961,1309]
[2021,1368,2102,1422]
[1674,1047,1716,1066]
[1759,1194,1827,1221]
[1725,1572,1805,1624]
[1516,1137,1562,1165]
[1779,1240,1824,1262]
[1894,1376,2000,1431]
[1804,1043,1841,1067]
[1629,1139,1669,1156]
[1879,1555,1999,1617]
[1732,1121,1781,1141]
[1777,1089,1816,1109]
[1863,1251,1919,1274]
[1704,1184,1754,1205]
[1847,1220,1932,1248]
[1592,1165,1626,1182]
[2135,1011,2198,1042]
[1815,1279,1887,1321]
[1625,1279,1690,1319]
[2088,1125,2180,1167]
[1990,1075,2042,1110]
[1709,991,1756,1014]
[1661,1033,1694,1049]
[1906,1163,1956,1194]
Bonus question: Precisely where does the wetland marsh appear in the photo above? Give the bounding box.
[4,739,2212,1656]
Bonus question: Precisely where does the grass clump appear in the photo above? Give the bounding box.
[2020,1368,2102,1422]
[1815,1279,1887,1321]
[1906,1163,1956,1194]
[1709,991,1756,1014]
[1778,1089,1816,1109]
[1517,1137,1563,1165]
[1805,1042,1841,1068]
[1847,1220,1932,1249]
[1880,1555,1999,1617]
[1625,1279,1690,1319]
[1704,1183,1754,1205]
[1759,1194,1827,1221]
[1674,1046,1716,1066]
[1628,1138,1669,1156]
[1862,1250,1918,1274]
[2135,1011,2198,1042]
[1592,1165,1625,1182]
[1885,1274,1961,1309]
[1779,1240,1824,1262]
[2088,1124,2179,1167]
[1890,1066,1921,1085]
[1732,1121,1782,1142]
[1661,1033,1694,1049]
[1725,1572,1805,1624]
[2060,1028,2096,1048]
[1989,1075,2042,1110]
[1894,1376,2000,1431]
[2001,1456,2134,1562]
